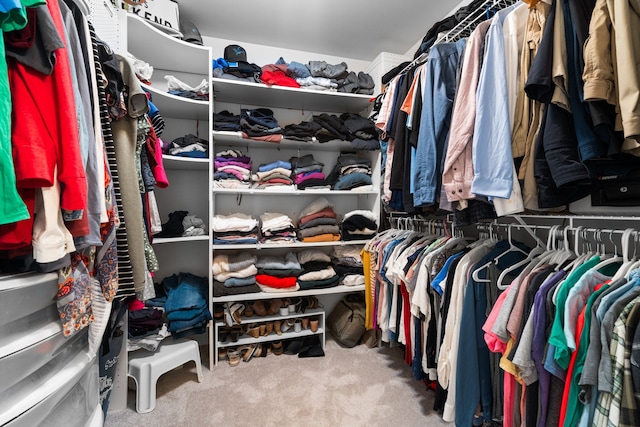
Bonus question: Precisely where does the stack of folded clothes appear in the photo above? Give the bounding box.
[214,149,252,189]
[212,252,258,288]
[326,153,373,191]
[312,113,350,142]
[260,212,296,243]
[240,108,283,143]
[296,248,339,290]
[336,71,375,94]
[162,273,212,338]
[255,252,302,292]
[340,113,381,150]
[260,63,300,88]
[213,110,241,131]
[251,160,294,190]
[289,154,327,190]
[282,120,323,141]
[164,134,209,158]
[212,213,259,245]
[341,210,378,241]
[331,245,365,287]
[155,210,207,238]
[297,197,341,243]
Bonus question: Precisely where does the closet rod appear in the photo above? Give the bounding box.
[396,0,519,77]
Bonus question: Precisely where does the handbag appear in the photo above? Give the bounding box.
[326,293,366,348]
[98,300,127,417]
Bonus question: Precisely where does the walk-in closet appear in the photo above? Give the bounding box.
[1,0,639,426]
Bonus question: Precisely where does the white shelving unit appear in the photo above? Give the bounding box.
[213,308,326,364]
[210,77,379,365]
[125,10,213,370]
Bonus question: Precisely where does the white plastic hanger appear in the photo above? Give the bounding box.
[496,239,545,290]
[472,224,527,283]
[592,229,623,273]
[610,228,636,282]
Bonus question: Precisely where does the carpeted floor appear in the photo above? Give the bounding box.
[105,336,451,427]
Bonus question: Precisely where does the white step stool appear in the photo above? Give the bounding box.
[128,338,203,413]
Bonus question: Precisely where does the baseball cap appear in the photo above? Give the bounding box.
[180,21,203,45]
[224,44,247,62]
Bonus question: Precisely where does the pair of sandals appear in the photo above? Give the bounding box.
[219,325,243,342]
[223,302,245,326]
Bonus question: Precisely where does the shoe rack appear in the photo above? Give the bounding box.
[213,308,325,365]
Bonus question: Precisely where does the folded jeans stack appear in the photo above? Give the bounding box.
[255,251,302,292]
[260,212,296,243]
[341,210,378,241]
[212,252,258,288]
[251,160,294,190]
[297,197,340,243]
[296,248,339,290]
[213,212,259,245]
[326,153,373,191]
[214,149,252,189]
[162,273,212,339]
[331,245,365,286]
[290,154,327,190]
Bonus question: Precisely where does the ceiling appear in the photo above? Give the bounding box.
[176,0,457,61]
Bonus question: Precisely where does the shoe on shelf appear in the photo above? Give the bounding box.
[228,347,244,367]
[309,317,319,333]
[280,318,296,334]
[272,340,283,356]
[245,324,261,339]
[219,327,230,342]
[218,348,228,361]
[252,300,269,316]
[274,320,282,335]
[224,302,245,326]
[229,325,243,342]
[265,321,274,335]
[301,318,309,330]
[268,299,282,315]
[244,301,255,317]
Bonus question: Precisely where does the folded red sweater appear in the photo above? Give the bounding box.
[255,274,297,288]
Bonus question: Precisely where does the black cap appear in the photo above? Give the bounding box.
[180,21,203,45]
[224,44,247,62]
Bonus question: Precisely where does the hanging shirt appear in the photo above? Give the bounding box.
[471,4,519,200]
[412,39,465,207]
[442,19,492,203]
[0,0,37,226]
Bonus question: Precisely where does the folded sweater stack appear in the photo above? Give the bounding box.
[327,153,373,191]
[255,252,302,292]
[252,160,294,190]
[331,245,365,287]
[296,249,339,290]
[290,154,327,190]
[214,149,252,189]
[341,210,378,241]
[212,252,257,287]
[260,212,296,243]
[297,197,340,243]
[213,213,259,245]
